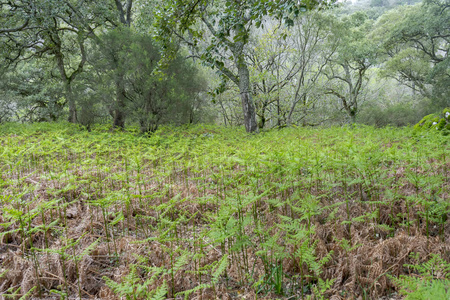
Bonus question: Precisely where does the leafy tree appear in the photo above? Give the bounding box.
[0,0,108,123]
[246,12,337,128]
[106,0,134,128]
[323,12,377,123]
[0,61,64,122]
[154,0,335,133]
[0,0,142,125]
[375,0,449,109]
[90,28,207,133]
[370,0,388,7]
[247,24,299,128]
[286,12,338,126]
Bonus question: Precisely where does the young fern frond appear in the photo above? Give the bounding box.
[150,281,168,300]
[212,254,229,282]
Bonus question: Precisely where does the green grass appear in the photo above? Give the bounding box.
[0,122,449,299]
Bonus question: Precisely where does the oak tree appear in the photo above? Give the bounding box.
[154,0,335,132]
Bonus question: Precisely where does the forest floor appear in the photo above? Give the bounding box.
[0,122,449,299]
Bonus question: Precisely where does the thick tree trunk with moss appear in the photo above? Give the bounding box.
[233,39,258,133]
[237,63,258,133]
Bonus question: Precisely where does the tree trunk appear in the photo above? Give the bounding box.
[277,97,281,127]
[52,30,86,124]
[258,102,268,129]
[349,109,357,124]
[236,57,258,133]
[258,111,266,129]
[55,43,78,124]
[113,79,126,129]
[66,83,78,123]
[111,0,133,129]
[113,107,125,128]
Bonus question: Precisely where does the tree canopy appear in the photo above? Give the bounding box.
[0,0,447,130]
[153,0,336,132]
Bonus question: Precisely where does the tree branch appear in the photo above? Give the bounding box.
[201,16,233,49]
[214,62,239,85]
[0,18,29,34]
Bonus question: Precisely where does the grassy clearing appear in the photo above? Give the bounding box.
[0,122,449,299]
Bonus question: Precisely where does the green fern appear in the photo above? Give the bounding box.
[103,263,167,300]
[176,255,228,300]
[389,254,450,299]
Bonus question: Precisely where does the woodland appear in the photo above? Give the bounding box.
[0,0,449,299]
[0,0,448,130]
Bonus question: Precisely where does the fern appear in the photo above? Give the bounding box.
[1,122,449,299]
[150,281,169,300]
[390,254,450,299]
[103,263,167,300]
[176,255,228,299]
[213,254,229,280]
[18,286,37,300]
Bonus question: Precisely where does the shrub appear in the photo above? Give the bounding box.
[414,108,450,135]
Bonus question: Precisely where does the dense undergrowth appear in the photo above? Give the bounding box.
[0,122,449,299]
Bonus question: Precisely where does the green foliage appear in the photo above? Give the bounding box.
[389,253,450,300]
[359,95,438,128]
[90,27,208,132]
[0,61,64,122]
[414,108,450,135]
[153,0,337,132]
[176,255,228,299]
[103,260,168,300]
[370,0,388,7]
[3,0,443,128]
[0,88,449,300]
[322,10,376,123]
[374,1,450,106]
